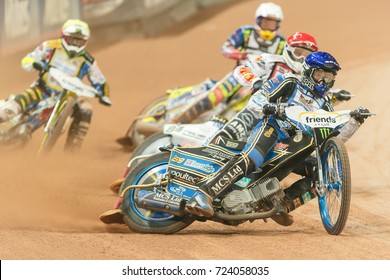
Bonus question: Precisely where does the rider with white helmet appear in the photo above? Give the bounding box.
[221,2,285,62]
[234,31,351,105]
[172,2,286,124]
[234,32,318,88]
[0,19,111,150]
[61,19,90,58]
[255,2,284,41]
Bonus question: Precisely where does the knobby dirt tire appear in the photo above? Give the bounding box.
[120,152,195,234]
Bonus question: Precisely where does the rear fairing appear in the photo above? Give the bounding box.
[165,134,314,199]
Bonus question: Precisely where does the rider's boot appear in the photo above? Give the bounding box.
[284,177,313,201]
[266,177,313,227]
[282,177,317,216]
[271,175,312,226]
[16,123,33,143]
[270,212,294,227]
[186,153,255,217]
[65,105,92,152]
[100,209,125,224]
[0,99,21,123]
[100,196,125,224]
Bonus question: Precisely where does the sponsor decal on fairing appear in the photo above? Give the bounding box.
[299,111,340,127]
[184,159,215,173]
[210,165,243,195]
[170,169,198,184]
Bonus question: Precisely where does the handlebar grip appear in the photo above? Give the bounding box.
[32,62,43,71]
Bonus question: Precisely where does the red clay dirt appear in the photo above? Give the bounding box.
[0,0,389,260]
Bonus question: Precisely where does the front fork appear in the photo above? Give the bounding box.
[314,145,326,197]
[43,92,64,133]
[43,91,74,133]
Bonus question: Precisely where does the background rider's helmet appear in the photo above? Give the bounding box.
[61,19,90,58]
[302,52,341,97]
[283,32,318,73]
[255,2,284,41]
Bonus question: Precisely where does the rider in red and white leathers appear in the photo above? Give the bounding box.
[172,2,286,124]
[233,31,352,109]
[0,19,111,149]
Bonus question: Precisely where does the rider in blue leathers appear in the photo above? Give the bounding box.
[187,52,371,224]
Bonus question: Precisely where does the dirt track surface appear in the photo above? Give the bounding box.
[1,0,389,260]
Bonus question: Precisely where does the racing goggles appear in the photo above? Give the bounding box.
[63,35,87,47]
[289,46,313,62]
[257,17,280,31]
[312,69,336,84]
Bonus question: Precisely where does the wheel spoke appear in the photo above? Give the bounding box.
[319,137,350,235]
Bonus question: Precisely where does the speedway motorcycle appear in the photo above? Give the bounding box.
[0,66,101,154]
[0,95,55,148]
[104,105,373,235]
[109,89,353,194]
[116,77,250,150]
[115,51,266,151]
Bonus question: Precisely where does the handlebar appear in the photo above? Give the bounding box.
[32,62,43,71]
[349,111,376,117]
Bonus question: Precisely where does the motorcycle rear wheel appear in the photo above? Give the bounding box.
[121,152,195,234]
[128,132,172,171]
[318,137,351,235]
[38,95,74,155]
[110,132,172,194]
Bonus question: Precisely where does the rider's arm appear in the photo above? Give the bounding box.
[262,75,298,103]
[84,57,111,106]
[337,118,361,143]
[233,65,261,88]
[322,98,364,143]
[21,41,51,72]
[233,56,268,88]
[337,107,370,142]
[221,26,249,61]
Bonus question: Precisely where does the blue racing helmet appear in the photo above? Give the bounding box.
[301,51,341,97]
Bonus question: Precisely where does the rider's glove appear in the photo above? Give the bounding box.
[251,80,263,95]
[32,62,43,71]
[332,89,352,101]
[230,50,248,61]
[262,103,278,116]
[99,95,112,106]
[351,106,370,124]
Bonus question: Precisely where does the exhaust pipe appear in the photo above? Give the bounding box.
[136,189,283,222]
[136,190,186,217]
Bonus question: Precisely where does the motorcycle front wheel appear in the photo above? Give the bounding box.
[130,95,167,148]
[120,152,195,234]
[318,137,351,235]
[38,95,75,155]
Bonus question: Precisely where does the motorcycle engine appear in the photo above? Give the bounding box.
[221,177,284,214]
